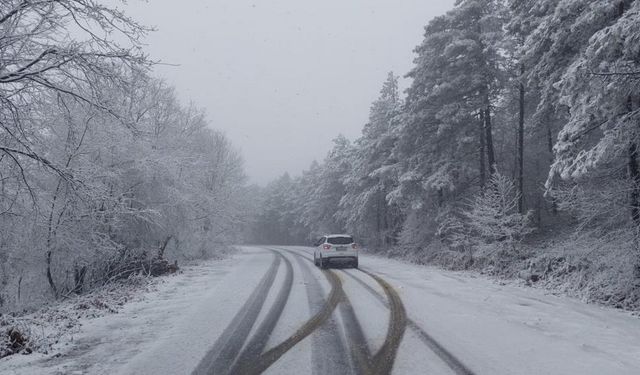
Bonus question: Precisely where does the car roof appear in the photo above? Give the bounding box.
[325,234,353,238]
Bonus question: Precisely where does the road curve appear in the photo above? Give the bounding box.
[31,245,637,375]
[191,246,473,375]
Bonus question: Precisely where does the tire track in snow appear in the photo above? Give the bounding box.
[342,269,476,375]
[360,269,406,375]
[192,251,280,375]
[282,248,372,374]
[231,251,294,374]
[286,248,352,375]
[281,248,379,375]
[338,295,374,375]
[242,253,344,375]
[216,247,460,375]
[288,247,473,375]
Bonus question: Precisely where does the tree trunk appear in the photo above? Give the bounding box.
[46,180,63,298]
[630,138,640,278]
[484,106,496,176]
[629,142,640,226]
[44,118,87,298]
[546,117,558,215]
[628,96,640,228]
[17,276,22,302]
[380,191,389,247]
[46,250,57,298]
[159,235,173,259]
[73,264,87,294]
[479,111,486,188]
[518,63,525,214]
[376,193,382,247]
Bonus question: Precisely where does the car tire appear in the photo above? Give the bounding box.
[352,258,358,269]
[320,256,329,269]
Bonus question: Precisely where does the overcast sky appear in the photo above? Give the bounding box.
[111,0,454,184]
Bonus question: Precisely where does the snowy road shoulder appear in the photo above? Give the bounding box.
[0,255,240,375]
[345,249,640,375]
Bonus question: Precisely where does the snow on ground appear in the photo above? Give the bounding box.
[1,246,639,375]
[346,248,640,375]
[0,274,159,361]
[0,255,240,375]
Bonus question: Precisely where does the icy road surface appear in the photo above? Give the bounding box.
[2,246,640,374]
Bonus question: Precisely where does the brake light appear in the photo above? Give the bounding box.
[352,243,357,249]
[323,244,332,250]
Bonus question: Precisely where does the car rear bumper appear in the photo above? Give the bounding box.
[322,250,358,259]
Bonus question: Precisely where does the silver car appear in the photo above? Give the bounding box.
[313,234,358,269]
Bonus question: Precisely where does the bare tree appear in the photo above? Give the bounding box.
[1,0,152,186]
[1,0,153,297]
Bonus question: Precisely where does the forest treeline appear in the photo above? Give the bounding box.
[0,1,247,312]
[248,0,640,309]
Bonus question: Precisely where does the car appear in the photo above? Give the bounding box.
[312,234,358,269]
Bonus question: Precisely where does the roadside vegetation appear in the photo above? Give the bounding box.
[0,0,247,316]
[1,0,249,357]
[249,0,640,311]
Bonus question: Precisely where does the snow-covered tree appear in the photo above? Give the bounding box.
[393,0,508,211]
[464,172,534,247]
[339,73,403,247]
[0,0,151,182]
[302,136,353,236]
[248,0,640,302]
[547,1,640,229]
[1,65,249,307]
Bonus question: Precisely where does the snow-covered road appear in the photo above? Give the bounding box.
[2,246,639,375]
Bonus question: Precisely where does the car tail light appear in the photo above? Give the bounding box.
[323,244,332,250]
[352,243,357,249]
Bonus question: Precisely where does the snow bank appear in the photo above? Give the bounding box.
[369,231,640,313]
[0,255,237,374]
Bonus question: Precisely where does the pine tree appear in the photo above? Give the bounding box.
[339,73,402,247]
[539,1,640,230]
[395,0,508,211]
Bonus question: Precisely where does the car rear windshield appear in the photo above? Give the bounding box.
[327,236,353,245]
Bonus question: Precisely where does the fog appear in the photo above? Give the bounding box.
[111,0,454,184]
[3,1,640,372]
